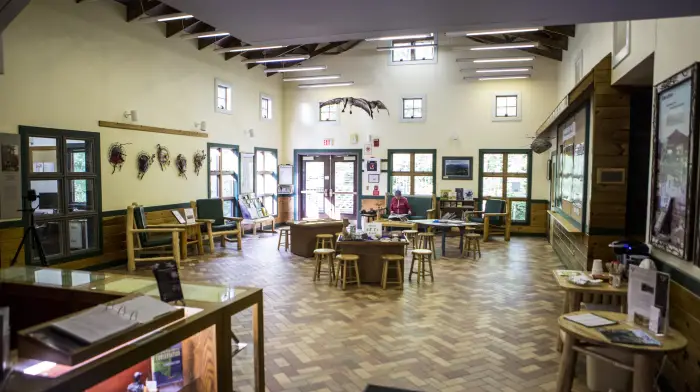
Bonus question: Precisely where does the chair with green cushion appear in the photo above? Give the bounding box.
[466,198,511,242]
[381,193,437,220]
[191,199,243,251]
[126,204,184,272]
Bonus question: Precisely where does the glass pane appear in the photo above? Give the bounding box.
[414,154,433,172]
[209,148,220,171]
[35,220,63,261]
[210,175,220,198]
[256,174,264,195]
[482,177,503,197]
[403,99,414,110]
[403,110,413,119]
[511,201,527,222]
[506,177,528,198]
[30,137,58,173]
[69,216,98,253]
[217,98,227,110]
[222,149,237,172]
[223,200,233,218]
[391,176,411,194]
[484,154,504,173]
[217,86,227,100]
[506,96,517,106]
[507,154,528,173]
[67,139,92,173]
[413,99,422,108]
[496,107,507,117]
[413,108,422,118]
[496,96,507,106]
[392,48,411,62]
[334,162,355,192]
[414,44,434,60]
[69,179,95,212]
[414,176,433,195]
[264,174,276,194]
[507,107,517,117]
[392,154,411,172]
[222,175,235,197]
[264,152,277,172]
[31,180,61,215]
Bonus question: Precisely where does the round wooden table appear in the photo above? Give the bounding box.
[556,311,687,392]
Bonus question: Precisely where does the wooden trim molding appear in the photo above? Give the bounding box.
[98,121,208,138]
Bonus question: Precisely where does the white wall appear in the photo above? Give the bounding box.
[283,42,560,200]
[0,0,284,211]
[557,23,613,99]
[654,16,700,83]
[611,19,656,84]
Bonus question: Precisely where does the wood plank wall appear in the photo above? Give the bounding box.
[663,282,700,391]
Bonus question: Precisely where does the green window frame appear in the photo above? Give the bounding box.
[207,143,239,217]
[254,147,278,216]
[387,149,436,196]
[478,149,532,225]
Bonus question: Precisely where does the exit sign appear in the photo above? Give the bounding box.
[323,138,334,146]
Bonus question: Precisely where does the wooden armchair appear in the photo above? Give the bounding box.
[126,204,184,271]
[191,199,243,251]
[465,198,511,242]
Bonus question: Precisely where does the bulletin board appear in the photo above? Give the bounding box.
[0,133,21,220]
[554,105,588,226]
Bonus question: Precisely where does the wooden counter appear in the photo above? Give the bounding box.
[288,220,344,257]
[336,240,406,283]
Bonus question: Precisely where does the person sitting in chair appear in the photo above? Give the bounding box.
[389,190,412,216]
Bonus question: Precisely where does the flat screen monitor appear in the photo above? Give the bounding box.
[38,192,58,209]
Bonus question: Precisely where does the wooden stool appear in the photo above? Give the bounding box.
[335,254,360,290]
[313,248,336,284]
[402,230,418,255]
[381,254,404,290]
[334,232,343,250]
[315,234,334,250]
[277,227,290,251]
[462,233,481,259]
[409,249,434,284]
[416,232,436,259]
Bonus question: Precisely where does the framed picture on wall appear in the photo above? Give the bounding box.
[612,21,631,68]
[649,63,700,260]
[442,156,473,180]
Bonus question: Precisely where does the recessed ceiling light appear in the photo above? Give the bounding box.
[475,67,533,73]
[366,33,433,41]
[283,74,341,82]
[455,57,535,63]
[298,82,354,89]
[241,55,310,64]
[376,44,437,52]
[264,66,328,73]
[215,45,286,54]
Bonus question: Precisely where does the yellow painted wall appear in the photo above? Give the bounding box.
[0,0,284,211]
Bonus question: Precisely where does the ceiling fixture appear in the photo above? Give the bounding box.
[376,44,437,52]
[445,27,540,37]
[474,67,533,73]
[264,65,327,73]
[181,31,230,40]
[365,33,433,41]
[139,13,194,23]
[464,75,531,81]
[298,82,354,89]
[215,45,286,54]
[283,74,341,82]
[241,55,310,64]
[456,56,535,63]
[453,42,538,51]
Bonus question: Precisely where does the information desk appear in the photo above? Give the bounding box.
[288,220,344,257]
[0,266,264,392]
[336,240,406,283]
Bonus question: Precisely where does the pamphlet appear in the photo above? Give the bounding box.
[627,265,670,333]
[597,328,661,346]
[564,313,617,328]
[171,210,186,224]
[183,208,196,224]
[152,342,184,386]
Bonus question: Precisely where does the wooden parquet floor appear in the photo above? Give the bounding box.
[102,234,593,392]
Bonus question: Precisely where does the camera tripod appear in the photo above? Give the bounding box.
[11,203,48,267]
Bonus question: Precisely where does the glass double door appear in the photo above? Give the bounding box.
[300,155,357,220]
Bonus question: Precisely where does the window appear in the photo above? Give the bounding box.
[21,127,101,265]
[320,103,338,122]
[260,94,272,120]
[400,95,427,122]
[208,144,239,217]
[479,150,532,224]
[255,148,278,215]
[389,150,435,195]
[390,36,436,64]
[215,79,232,114]
[493,92,521,122]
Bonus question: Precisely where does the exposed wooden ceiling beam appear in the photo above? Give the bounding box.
[126,1,168,22]
[165,18,200,38]
[470,36,562,61]
[509,32,568,51]
[264,41,349,75]
[544,25,575,37]
[245,46,304,69]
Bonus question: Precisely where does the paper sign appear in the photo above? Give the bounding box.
[183,208,196,224]
[365,222,383,237]
[172,210,186,224]
[323,138,334,146]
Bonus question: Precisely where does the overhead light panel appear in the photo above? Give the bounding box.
[181,31,230,40]
[264,65,327,73]
[456,56,535,63]
[376,44,437,52]
[283,74,341,82]
[453,42,538,51]
[241,55,310,64]
[464,75,531,81]
[139,13,194,23]
[475,67,533,73]
[298,81,354,89]
[215,45,286,54]
[366,33,433,41]
[446,27,540,37]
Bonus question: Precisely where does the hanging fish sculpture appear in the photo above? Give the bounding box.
[108,142,130,174]
[319,97,389,119]
[193,150,206,176]
[156,144,171,170]
[175,154,187,179]
[136,151,155,180]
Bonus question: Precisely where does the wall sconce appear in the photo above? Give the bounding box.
[245,128,255,138]
[195,121,207,132]
[123,110,139,122]
[350,134,359,144]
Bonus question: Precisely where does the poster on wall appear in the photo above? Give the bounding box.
[650,64,699,260]
[0,133,21,220]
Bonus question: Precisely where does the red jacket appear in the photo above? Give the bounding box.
[390,196,411,215]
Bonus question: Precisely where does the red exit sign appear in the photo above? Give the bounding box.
[323,138,334,146]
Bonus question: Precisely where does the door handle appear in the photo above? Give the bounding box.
[329,189,334,198]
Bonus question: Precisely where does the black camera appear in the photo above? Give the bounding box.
[24,189,37,202]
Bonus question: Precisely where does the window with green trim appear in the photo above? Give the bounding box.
[255,149,278,215]
[389,151,435,195]
[479,150,531,223]
[209,145,238,217]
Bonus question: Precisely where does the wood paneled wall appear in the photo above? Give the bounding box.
[663,282,700,391]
